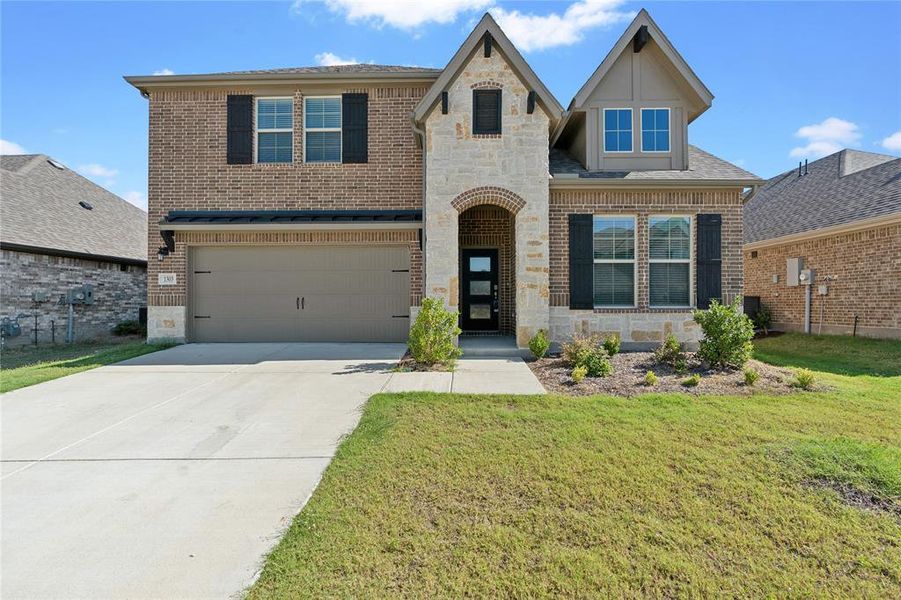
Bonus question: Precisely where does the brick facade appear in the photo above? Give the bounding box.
[744,222,901,338]
[459,205,516,334]
[0,249,146,346]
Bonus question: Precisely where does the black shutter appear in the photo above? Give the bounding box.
[472,89,501,134]
[569,214,594,309]
[342,93,368,163]
[226,95,253,165]
[696,214,722,309]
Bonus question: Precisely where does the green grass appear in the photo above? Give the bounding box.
[249,335,901,598]
[0,340,173,393]
[754,332,901,376]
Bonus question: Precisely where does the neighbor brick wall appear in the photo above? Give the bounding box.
[146,84,428,305]
[744,222,901,338]
[459,205,515,334]
[0,249,146,346]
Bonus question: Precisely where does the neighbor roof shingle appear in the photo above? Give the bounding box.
[1,155,147,262]
[743,149,901,244]
[142,64,442,78]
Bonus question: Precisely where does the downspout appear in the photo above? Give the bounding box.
[411,113,427,303]
[742,184,760,204]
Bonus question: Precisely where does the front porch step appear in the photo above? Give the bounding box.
[459,335,525,358]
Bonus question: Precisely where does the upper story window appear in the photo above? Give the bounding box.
[641,108,670,153]
[256,98,293,163]
[472,89,502,135]
[649,215,691,307]
[305,96,342,163]
[603,108,633,153]
[593,216,636,307]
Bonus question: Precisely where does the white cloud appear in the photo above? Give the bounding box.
[491,0,635,52]
[78,163,119,179]
[122,190,147,209]
[880,131,901,152]
[314,52,359,66]
[0,139,27,155]
[153,68,175,76]
[298,0,492,30]
[789,117,861,159]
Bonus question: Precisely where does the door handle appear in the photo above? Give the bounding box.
[296,297,299,310]
[302,297,305,310]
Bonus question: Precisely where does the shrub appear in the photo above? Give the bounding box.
[794,368,816,390]
[643,370,658,386]
[528,329,550,359]
[654,333,684,368]
[583,349,613,377]
[408,298,462,366]
[743,367,760,386]
[673,356,688,375]
[602,333,621,357]
[692,297,755,369]
[562,333,602,368]
[571,365,588,384]
[754,306,772,335]
[682,374,701,387]
[113,320,145,336]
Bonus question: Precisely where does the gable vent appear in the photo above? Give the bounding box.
[633,25,649,52]
[79,201,93,210]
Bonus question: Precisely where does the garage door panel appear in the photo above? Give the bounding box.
[190,246,410,343]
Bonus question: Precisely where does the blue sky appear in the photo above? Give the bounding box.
[2,1,899,209]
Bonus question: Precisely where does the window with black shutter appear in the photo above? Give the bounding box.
[568,214,593,309]
[696,214,722,309]
[341,93,368,163]
[472,89,501,135]
[226,95,254,165]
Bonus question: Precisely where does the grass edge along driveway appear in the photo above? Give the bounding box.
[1,340,173,393]
[249,334,900,598]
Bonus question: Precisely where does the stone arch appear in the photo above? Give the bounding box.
[451,186,526,215]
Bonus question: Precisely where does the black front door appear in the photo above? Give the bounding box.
[461,249,499,331]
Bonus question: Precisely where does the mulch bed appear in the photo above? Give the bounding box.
[528,351,806,397]
[393,350,455,372]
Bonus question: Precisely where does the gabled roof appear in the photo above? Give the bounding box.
[743,149,901,245]
[550,145,762,186]
[569,9,713,115]
[412,13,563,125]
[0,154,147,263]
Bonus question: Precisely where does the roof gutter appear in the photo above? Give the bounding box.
[744,212,901,250]
[0,242,148,267]
[124,71,440,91]
[549,176,765,190]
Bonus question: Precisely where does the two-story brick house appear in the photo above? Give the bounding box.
[127,10,761,348]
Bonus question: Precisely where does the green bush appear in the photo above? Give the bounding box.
[692,297,755,369]
[674,356,688,375]
[682,374,701,387]
[562,333,601,368]
[113,320,146,336]
[643,370,658,386]
[743,367,760,386]
[408,298,462,366]
[528,329,550,359]
[654,333,684,368]
[571,365,588,384]
[754,306,772,335]
[794,368,816,390]
[602,333,621,357]
[583,349,613,377]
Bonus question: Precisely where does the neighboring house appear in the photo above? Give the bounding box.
[0,154,147,345]
[744,149,901,338]
[126,10,761,348]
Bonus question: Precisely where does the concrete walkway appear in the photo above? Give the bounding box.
[1,342,543,599]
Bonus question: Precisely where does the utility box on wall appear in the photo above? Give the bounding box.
[787,257,803,287]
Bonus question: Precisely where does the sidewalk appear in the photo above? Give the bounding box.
[383,356,546,395]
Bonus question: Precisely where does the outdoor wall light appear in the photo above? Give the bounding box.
[157,247,170,261]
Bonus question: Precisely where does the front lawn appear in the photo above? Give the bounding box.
[754,332,901,376]
[0,340,173,393]
[250,335,901,598]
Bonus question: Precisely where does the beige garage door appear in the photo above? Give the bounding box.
[189,246,410,342]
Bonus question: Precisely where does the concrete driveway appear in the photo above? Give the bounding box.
[1,343,406,599]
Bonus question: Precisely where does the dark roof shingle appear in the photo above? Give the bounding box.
[743,149,901,244]
[1,155,147,262]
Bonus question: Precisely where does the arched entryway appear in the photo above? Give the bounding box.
[452,187,525,336]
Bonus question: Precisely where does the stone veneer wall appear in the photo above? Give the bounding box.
[548,188,744,346]
[146,84,428,340]
[424,47,551,347]
[458,205,515,334]
[0,249,146,346]
[744,221,900,338]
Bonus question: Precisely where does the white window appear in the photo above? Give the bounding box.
[256,97,293,163]
[649,215,692,307]
[304,96,341,163]
[593,215,636,307]
[641,108,670,152]
[603,108,633,153]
